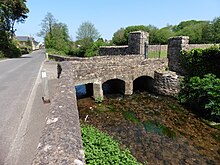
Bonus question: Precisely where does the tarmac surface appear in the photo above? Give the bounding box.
[0,50,58,165]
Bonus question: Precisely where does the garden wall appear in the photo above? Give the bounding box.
[99,31,149,56]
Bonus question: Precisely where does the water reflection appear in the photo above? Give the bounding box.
[75,85,87,99]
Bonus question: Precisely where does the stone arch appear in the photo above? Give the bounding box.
[133,75,154,93]
[75,83,93,99]
[102,78,125,95]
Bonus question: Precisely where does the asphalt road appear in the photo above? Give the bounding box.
[0,50,45,164]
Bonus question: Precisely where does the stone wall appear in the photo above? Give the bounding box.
[153,70,182,96]
[99,46,128,56]
[32,62,85,165]
[148,43,218,53]
[99,31,149,56]
[168,36,189,75]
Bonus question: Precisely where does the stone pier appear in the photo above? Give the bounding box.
[168,36,189,75]
[93,81,103,99]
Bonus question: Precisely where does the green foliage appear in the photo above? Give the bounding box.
[94,96,103,103]
[4,41,21,58]
[112,28,127,45]
[180,46,220,77]
[153,26,176,44]
[112,25,155,45]
[173,20,207,32]
[19,46,31,54]
[123,111,140,123]
[76,21,100,41]
[68,39,111,57]
[124,25,150,43]
[111,17,220,45]
[0,0,28,58]
[81,125,142,165]
[45,23,71,54]
[0,0,29,37]
[0,50,5,58]
[176,22,207,44]
[85,40,111,57]
[39,13,71,55]
[212,17,220,43]
[179,46,220,121]
[179,74,220,120]
[38,12,57,38]
[46,48,67,56]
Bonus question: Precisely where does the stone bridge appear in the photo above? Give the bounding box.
[63,55,167,99]
[33,35,190,164]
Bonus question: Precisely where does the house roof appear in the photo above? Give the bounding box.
[15,36,34,42]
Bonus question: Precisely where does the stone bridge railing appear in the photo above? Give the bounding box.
[32,63,85,165]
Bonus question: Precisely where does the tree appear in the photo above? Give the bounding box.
[124,25,150,43]
[76,21,100,41]
[44,22,71,53]
[0,0,29,37]
[45,22,70,53]
[38,12,57,38]
[173,20,206,32]
[202,22,214,43]
[0,0,28,58]
[212,17,220,43]
[38,13,71,54]
[176,22,208,43]
[112,28,127,45]
[154,26,175,44]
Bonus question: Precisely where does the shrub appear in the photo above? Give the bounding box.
[180,46,220,78]
[5,42,21,58]
[19,46,32,54]
[81,125,142,165]
[179,74,220,121]
[0,51,5,58]
[46,48,67,56]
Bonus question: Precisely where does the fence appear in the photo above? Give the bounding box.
[148,45,168,58]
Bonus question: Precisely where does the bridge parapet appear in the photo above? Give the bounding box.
[59,56,168,99]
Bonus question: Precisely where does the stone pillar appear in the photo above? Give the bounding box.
[128,31,149,55]
[93,81,103,100]
[168,36,189,75]
[125,80,133,95]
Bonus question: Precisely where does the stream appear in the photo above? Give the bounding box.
[77,92,220,165]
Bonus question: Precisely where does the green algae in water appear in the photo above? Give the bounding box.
[143,121,176,138]
[123,111,140,123]
[96,104,116,112]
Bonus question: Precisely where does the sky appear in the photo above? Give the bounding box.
[15,0,220,42]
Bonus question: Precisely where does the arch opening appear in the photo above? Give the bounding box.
[133,76,154,93]
[75,83,93,99]
[102,79,125,96]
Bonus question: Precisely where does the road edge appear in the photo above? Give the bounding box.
[4,59,45,165]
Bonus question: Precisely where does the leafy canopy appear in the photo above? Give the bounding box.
[39,13,71,54]
[0,0,29,36]
[38,12,57,38]
[76,21,100,41]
